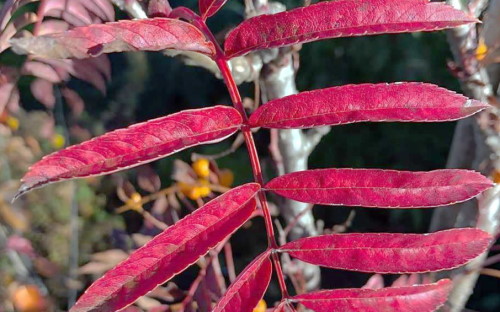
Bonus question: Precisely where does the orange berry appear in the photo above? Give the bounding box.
[218,169,234,187]
[12,285,46,312]
[253,299,267,312]
[492,170,500,183]
[192,158,210,178]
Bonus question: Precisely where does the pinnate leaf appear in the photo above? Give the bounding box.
[265,169,492,208]
[279,228,491,273]
[292,279,452,312]
[71,183,260,312]
[225,0,477,57]
[199,0,228,20]
[248,83,488,129]
[212,250,272,312]
[10,18,216,59]
[16,106,242,199]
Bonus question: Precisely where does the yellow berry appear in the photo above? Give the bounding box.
[178,180,211,200]
[192,158,210,178]
[218,169,234,187]
[51,133,65,149]
[196,185,211,198]
[6,116,19,131]
[476,39,488,61]
[186,187,201,200]
[125,192,143,212]
[253,299,267,312]
[178,181,194,196]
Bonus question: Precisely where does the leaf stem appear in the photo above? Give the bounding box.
[193,14,290,298]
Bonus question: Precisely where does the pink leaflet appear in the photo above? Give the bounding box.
[212,250,272,312]
[10,18,216,59]
[248,83,489,129]
[16,106,242,199]
[292,279,452,312]
[279,228,491,273]
[199,0,228,20]
[70,183,260,312]
[265,168,493,208]
[225,0,477,57]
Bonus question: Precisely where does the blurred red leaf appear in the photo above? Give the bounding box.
[61,87,85,117]
[265,168,492,208]
[6,235,35,258]
[148,0,172,17]
[362,274,384,290]
[42,0,94,26]
[71,183,260,312]
[11,18,216,59]
[30,78,55,108]
[22,61,64,83]
[248,83,489,129]
[16,106,242,199]
[292,279,451,312]
[279,228,491,273]
[137,165,161,193]
[212,250,272,312]
[0,66,19,113]
[225,0,477,57]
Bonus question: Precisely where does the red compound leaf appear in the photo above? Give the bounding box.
[292,279,452,312]
[279,228,491,273]
[248,83,488,129]
[265,168,492,208]
[71,183,260,312]
[11,18,216,59]
[212,250,272,312]
[16,106,242,199]
[225,0,477,57]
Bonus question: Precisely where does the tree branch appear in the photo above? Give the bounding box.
[252,1,327,291]
[430,1,500,310]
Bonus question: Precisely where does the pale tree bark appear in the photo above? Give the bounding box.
[430,1,500,311]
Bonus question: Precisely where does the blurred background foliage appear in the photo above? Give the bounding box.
[1,0,498,311]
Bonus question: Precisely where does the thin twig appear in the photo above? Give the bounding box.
[224,242,236,283]
[180,238,229,311]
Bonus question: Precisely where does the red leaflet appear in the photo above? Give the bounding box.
[212,250,272,312]
[292,279,451,312]
[10,18,216,59]
[70,183,260,312]
[265,168,492,208]
[16,106,242,199]
[248,83,488,129]
[224,0,477,57]
[199,0,228,20]
[279,228,491,273]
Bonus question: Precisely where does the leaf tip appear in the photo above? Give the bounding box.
[88,44,104,57]
[12,183,31,203]
[466,98,490,112]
